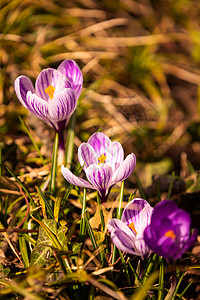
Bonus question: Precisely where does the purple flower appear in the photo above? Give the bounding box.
[61,132,136,202]
[107,198,153,258]
[14,59,82,132]
[144,200,198,263]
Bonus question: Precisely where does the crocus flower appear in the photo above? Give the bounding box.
[14,59,82,133]
[107,198,153,258]
[143,200,198,263]
[61,132,136,202]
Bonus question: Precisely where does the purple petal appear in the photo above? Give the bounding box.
[106,141,124,172]
[112,153,136,185]
[26,91,49,119]
[78,143,98,170]
[87,132,111,158]
[151,200,178,229]
[85,164,113,197]
[48,88,77,124]
[170,210,191,242]
[61,165,94,189]
[181,228,198,254]
[35,68,71,102]
[122,198,153,233]
[57,59,83,99]
[108,219,137,255]
[14,75,35,108]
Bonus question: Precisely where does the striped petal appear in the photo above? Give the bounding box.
[106,141,124,172]
[14,75,35,108]
[122,198,153,230]
[48,88,77,122]
[85,164,113,197]
[112,153,136,185]
[78,143,98,170]
[58,59,83,99]
[108,219,138,255]
[26,91,49,120]
[61,165,94,189]
[35,68,71,102]
[87,132,111,158]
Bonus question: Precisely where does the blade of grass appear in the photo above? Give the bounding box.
[6,167,41,219]
[79,188,87,242]
[18,233,30,267]
[177,279,194,299]
[36,186,54,220]
[171,271,185,300]
[85,218,97,250]
[167,172,175,199]
[135,172,146,199]
[158,256,165,300]
[112,181,124,265]
[65,111,76,168]
[49,132,59,195]
[118,249,131,286]
[131,270,159,300]
[143,253,157,284]
[0,144,2,176]
[19,116,45,166]
[96,192,105,231]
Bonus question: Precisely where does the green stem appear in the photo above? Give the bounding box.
[158,256,165,300]
[65,111,76,168]
[79,188,87,242]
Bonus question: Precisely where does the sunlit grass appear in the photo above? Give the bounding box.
[0,0,200,299]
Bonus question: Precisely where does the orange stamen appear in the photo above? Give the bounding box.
[98,153,106,165]
[128,222,138,234]
[165,230,176,239]
[45,85,55,100]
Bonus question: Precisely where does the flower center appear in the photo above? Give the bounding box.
[45,85,55,100]
[165,230,176,239]
[98,153,107,165]
[128,222,138,234]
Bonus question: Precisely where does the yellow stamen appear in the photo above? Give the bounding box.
[98,153,107,165]
[45,85,55,100]
[128,222,138,234]
[165,230,176,239]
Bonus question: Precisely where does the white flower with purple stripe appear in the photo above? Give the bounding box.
[107,198,153,258]
[14,59,82,132]
[61,132,136,202]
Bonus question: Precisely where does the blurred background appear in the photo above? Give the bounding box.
[1,0,200,219]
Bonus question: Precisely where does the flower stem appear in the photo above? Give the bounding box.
[164,272,177,300]
[58,131,65,166]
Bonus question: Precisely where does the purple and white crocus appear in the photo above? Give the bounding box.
[107,198,153,258]
[61,132,136,202]
[14,59,82,133]
[144,200,198,263]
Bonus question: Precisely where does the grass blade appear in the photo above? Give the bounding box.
[36,186,54,220]
[112,181,124,264]
[49,132,59,195]
[18,233,30,267]
[65,111,76,168]
[158,256,165,300]
[135,172,146,199]
[79,188,87,242]
[19,116,45,166]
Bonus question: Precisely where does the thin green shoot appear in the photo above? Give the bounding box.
[19,116,45,166]
[49,132,58,195]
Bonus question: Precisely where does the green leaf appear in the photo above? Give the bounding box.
[57,226,68,251]
[72,242,82,254]
[43,218,57,235]
[30,224,53,266]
